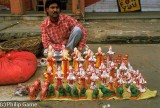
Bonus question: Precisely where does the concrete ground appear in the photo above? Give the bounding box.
[0,44,160,108]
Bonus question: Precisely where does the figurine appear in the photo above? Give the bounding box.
[80,86,87,99]
[48,84,55,98]
[95,47,104,68]
[67,72,76,88]
[99,85,115,99]
[88,51,96,68]
[65,84,72,98]
[90,73,99,90]
[119,61,128,75]
[44,67,54,84]
[99,62,106,74]
[44,45,55,57]
[86,64,95,84]
[130,85,141,100]
[72,47,79,71]
[55,66,64,90]
[15,83,29,96]
[101,70,109,86]
[61,48,71,78]
[108,76,114,91]
[71,86,79,100]
[109,62,117,78]
[58,85,66,98]
[29,79,41,100]
[136,76,147,93]
[107,45,115,61]
[78,68,88,89]
[115,76,125,98]
[122,54,129,66]
[46,48,57,77]
[92,88,99,100]
[75,52,85,71]
[41,85,49,100]
[83,46,91,70]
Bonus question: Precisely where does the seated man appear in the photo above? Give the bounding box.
[41,0,87,57]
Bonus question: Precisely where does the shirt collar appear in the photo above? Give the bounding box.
[46,14,63,27]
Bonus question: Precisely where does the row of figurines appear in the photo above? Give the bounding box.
[43,60,147,94]
[28,79,144,100]
[41,45,126,69]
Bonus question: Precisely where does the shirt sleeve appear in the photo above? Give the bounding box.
[41,23,63,50]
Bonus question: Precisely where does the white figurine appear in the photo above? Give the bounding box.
[90,73,99,90]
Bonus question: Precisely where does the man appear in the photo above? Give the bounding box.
[41,0,87,56]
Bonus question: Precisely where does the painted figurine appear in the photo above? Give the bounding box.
[101,70,109,86]
[83,46,91,70]
[48,84,55,98]
[15,83,29,96]
[55,66,64,90]
[90,73,99,90]
[80,85,87,99]
[95,47,104,68]
[72,47,79,71]
[92,88,99,100]
[88,51,96,68]
[46,47,57,78]
[72,86,79,100]
[41,85,49,100]
[44,67,54,84]
[58,85,66,98]
[67,72,76,88]
[65,84,72,98]
[60,48,71,78]
[29,79,41,100]
[130,85,141,100]
[99,85,115,99]
[107,45,115,61]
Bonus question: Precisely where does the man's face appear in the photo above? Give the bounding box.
[46,3,60,18]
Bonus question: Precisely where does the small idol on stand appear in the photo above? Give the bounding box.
[43,67,54,84]
[75,52,85,71]
[88,51,96,68]
[99,61,106,75]
[119,61,128,76]
[72,47,79,71]
[43,45,55,57]
[65,84,72,98]
[107,45,115,61]
[48,84,55,98]
[136,73,147,93]
[55,66,64,90]
[78,67,88,89]
[86,64,95,84]
[92,88,99,100]
[80,85,87,99]
[71,86,79,100]
[90,73,99,90]
[95,47,105,68]
[115,76,125,98]
[60,46,71,78]
[67,72,76,88]
[99,84,115,99]
[101,70,109,87]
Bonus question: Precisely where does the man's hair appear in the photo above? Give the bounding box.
[45,0,61,15]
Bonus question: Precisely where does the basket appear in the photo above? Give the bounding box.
[0,36,43,56]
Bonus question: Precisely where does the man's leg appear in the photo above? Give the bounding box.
[66,26,82,51]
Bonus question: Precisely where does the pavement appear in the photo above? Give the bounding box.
[0,12,160,108]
